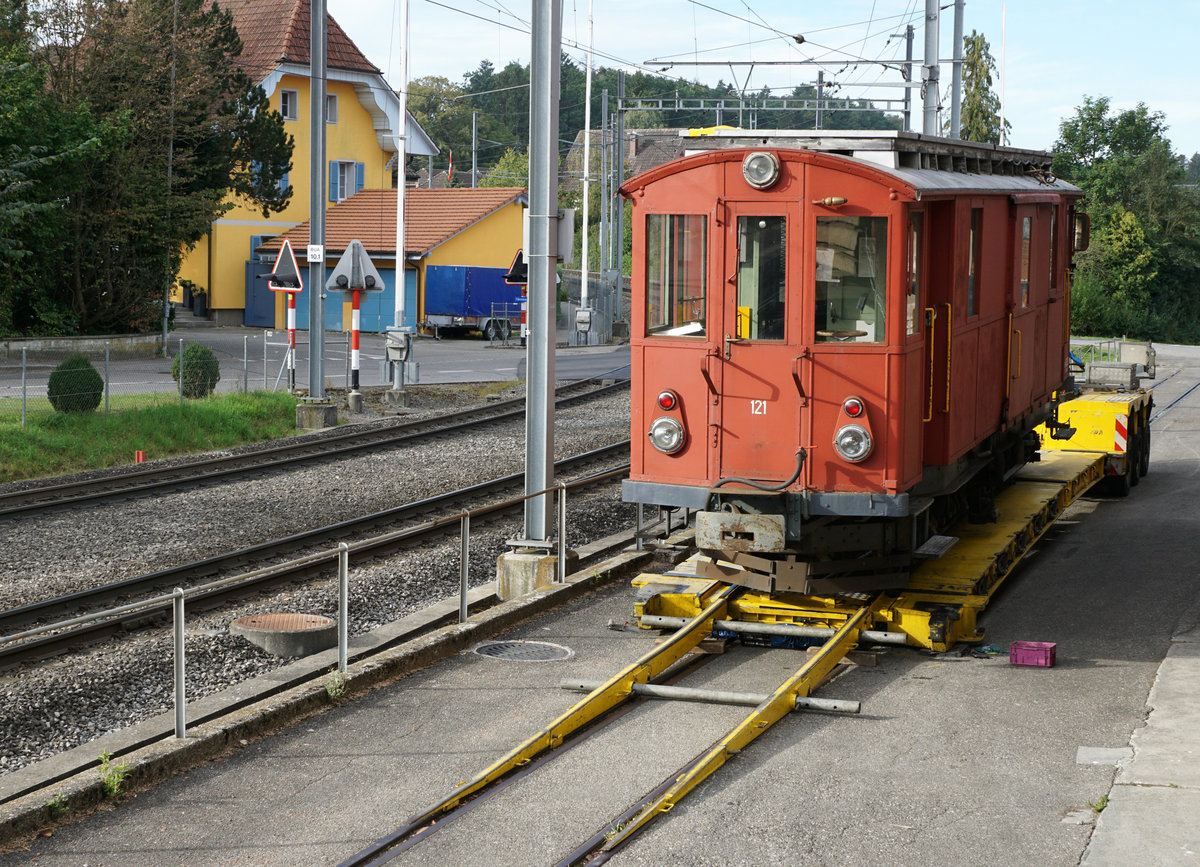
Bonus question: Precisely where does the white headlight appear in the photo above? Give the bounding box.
[648,416,686,454]
[742,151,780,190]
[833,424,873,463]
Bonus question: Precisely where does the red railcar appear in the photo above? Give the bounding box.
[620,130,1086,592]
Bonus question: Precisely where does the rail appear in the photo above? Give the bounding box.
[0,468,627,738]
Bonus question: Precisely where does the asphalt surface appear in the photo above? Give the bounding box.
[1,347,1198,866]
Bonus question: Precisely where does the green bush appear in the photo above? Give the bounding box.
[171,343,221,399]
[47,354,104,413]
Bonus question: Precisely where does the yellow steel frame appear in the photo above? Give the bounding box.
[597,605,869,856]
[633,451,1107,653]
[400,583,741,830]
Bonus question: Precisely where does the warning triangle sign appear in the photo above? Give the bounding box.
[268,239,304,292]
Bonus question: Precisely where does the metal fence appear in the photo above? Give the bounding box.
[0,334,357,426]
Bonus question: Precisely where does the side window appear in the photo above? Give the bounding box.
[968,207,982,317]
[906,212,923,336]
[280,89,298,122]
[1020,215,1032,307]
[1048,206,1058,292]
[815,216,887,343]
[646,214,707,337]
[735,216,786,340]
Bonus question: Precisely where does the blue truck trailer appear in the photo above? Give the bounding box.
[422,265,523,339]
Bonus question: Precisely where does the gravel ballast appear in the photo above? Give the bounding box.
[0,386,637,776]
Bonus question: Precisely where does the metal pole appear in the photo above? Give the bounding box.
[598,89,608,296]
[903,24,913,132]
[635,502,643,551]
[471,111,478,188]
[350,290,360,391]
[243,335,249,392]
[21,347,26,427]
[391,0,410,391]
[950,0,964,138]
[522,0,561,543]
[459,513,470,622]
[557,482,567,583]
[263,332,268,390]
[816,70,824,130]
[178,338,184,403]
[104,342,110,415]
[560,679,861,714]
[922,0,940,135]
[287,292,296,392]
[162,0,179,352]
[580,0,594,316]
[338,542,349,672]
[614,71,626,328]
[308,0,327,400]
[173,588,186,738]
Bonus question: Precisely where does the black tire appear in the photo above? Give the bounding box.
[1128,434,1140,488]
[1139,422,1151,477]
[483,320,499,341]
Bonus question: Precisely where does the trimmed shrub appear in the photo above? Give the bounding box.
[171,343,221,399]
[47,354,104,413]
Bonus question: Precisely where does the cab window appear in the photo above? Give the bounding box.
[646,214,706,337]
[815,216,887,343]
[735,216,786,340]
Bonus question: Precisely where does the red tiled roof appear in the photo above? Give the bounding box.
[217,0,379,78]
[258,187,528,258]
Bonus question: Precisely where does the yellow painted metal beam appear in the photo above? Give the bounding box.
[597,606,869,856]
[401,583,742,829]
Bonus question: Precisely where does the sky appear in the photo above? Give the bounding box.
[329,0,1199,157]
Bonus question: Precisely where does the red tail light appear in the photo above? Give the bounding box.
[658,390,678,410]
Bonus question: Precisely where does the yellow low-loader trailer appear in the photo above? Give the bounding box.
[634,387,1153,656]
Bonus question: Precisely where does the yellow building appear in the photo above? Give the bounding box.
[178,0,436,326]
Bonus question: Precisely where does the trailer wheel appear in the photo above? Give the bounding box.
[1128,434,1141,488]
[484,320,500,341]
[1139,422,1151,477]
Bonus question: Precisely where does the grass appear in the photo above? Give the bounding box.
[0,391,300,484]
[98,751,131,799]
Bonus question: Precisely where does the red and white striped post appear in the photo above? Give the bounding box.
[350,289,361,392]
[286,290,297,392]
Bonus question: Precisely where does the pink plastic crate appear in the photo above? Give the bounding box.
[1010,641,1057,667]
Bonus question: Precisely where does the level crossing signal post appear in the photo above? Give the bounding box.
[326,240,386,412]
[266,240,305,393]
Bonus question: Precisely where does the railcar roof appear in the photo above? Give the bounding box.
[675,129,1081,199]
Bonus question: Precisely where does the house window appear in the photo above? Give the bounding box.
[329,160,364,202]
[279,171,289,194]
[326,94,338,124]
[280,89,298,121]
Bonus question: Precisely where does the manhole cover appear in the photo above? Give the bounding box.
[473,640,573,662]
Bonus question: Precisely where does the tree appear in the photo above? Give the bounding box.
[1184,152,1200,184]
[6,0,293,335]
[1054,96,1200,341]
[959,30,1009,144]
[481,148,529,188]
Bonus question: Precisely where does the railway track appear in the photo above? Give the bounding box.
[0,442,631,669]
[0,379,628,521]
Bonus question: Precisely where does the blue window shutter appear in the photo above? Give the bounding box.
[329,161,338,202]
[278,171,289,193]
[355,162,365,195]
